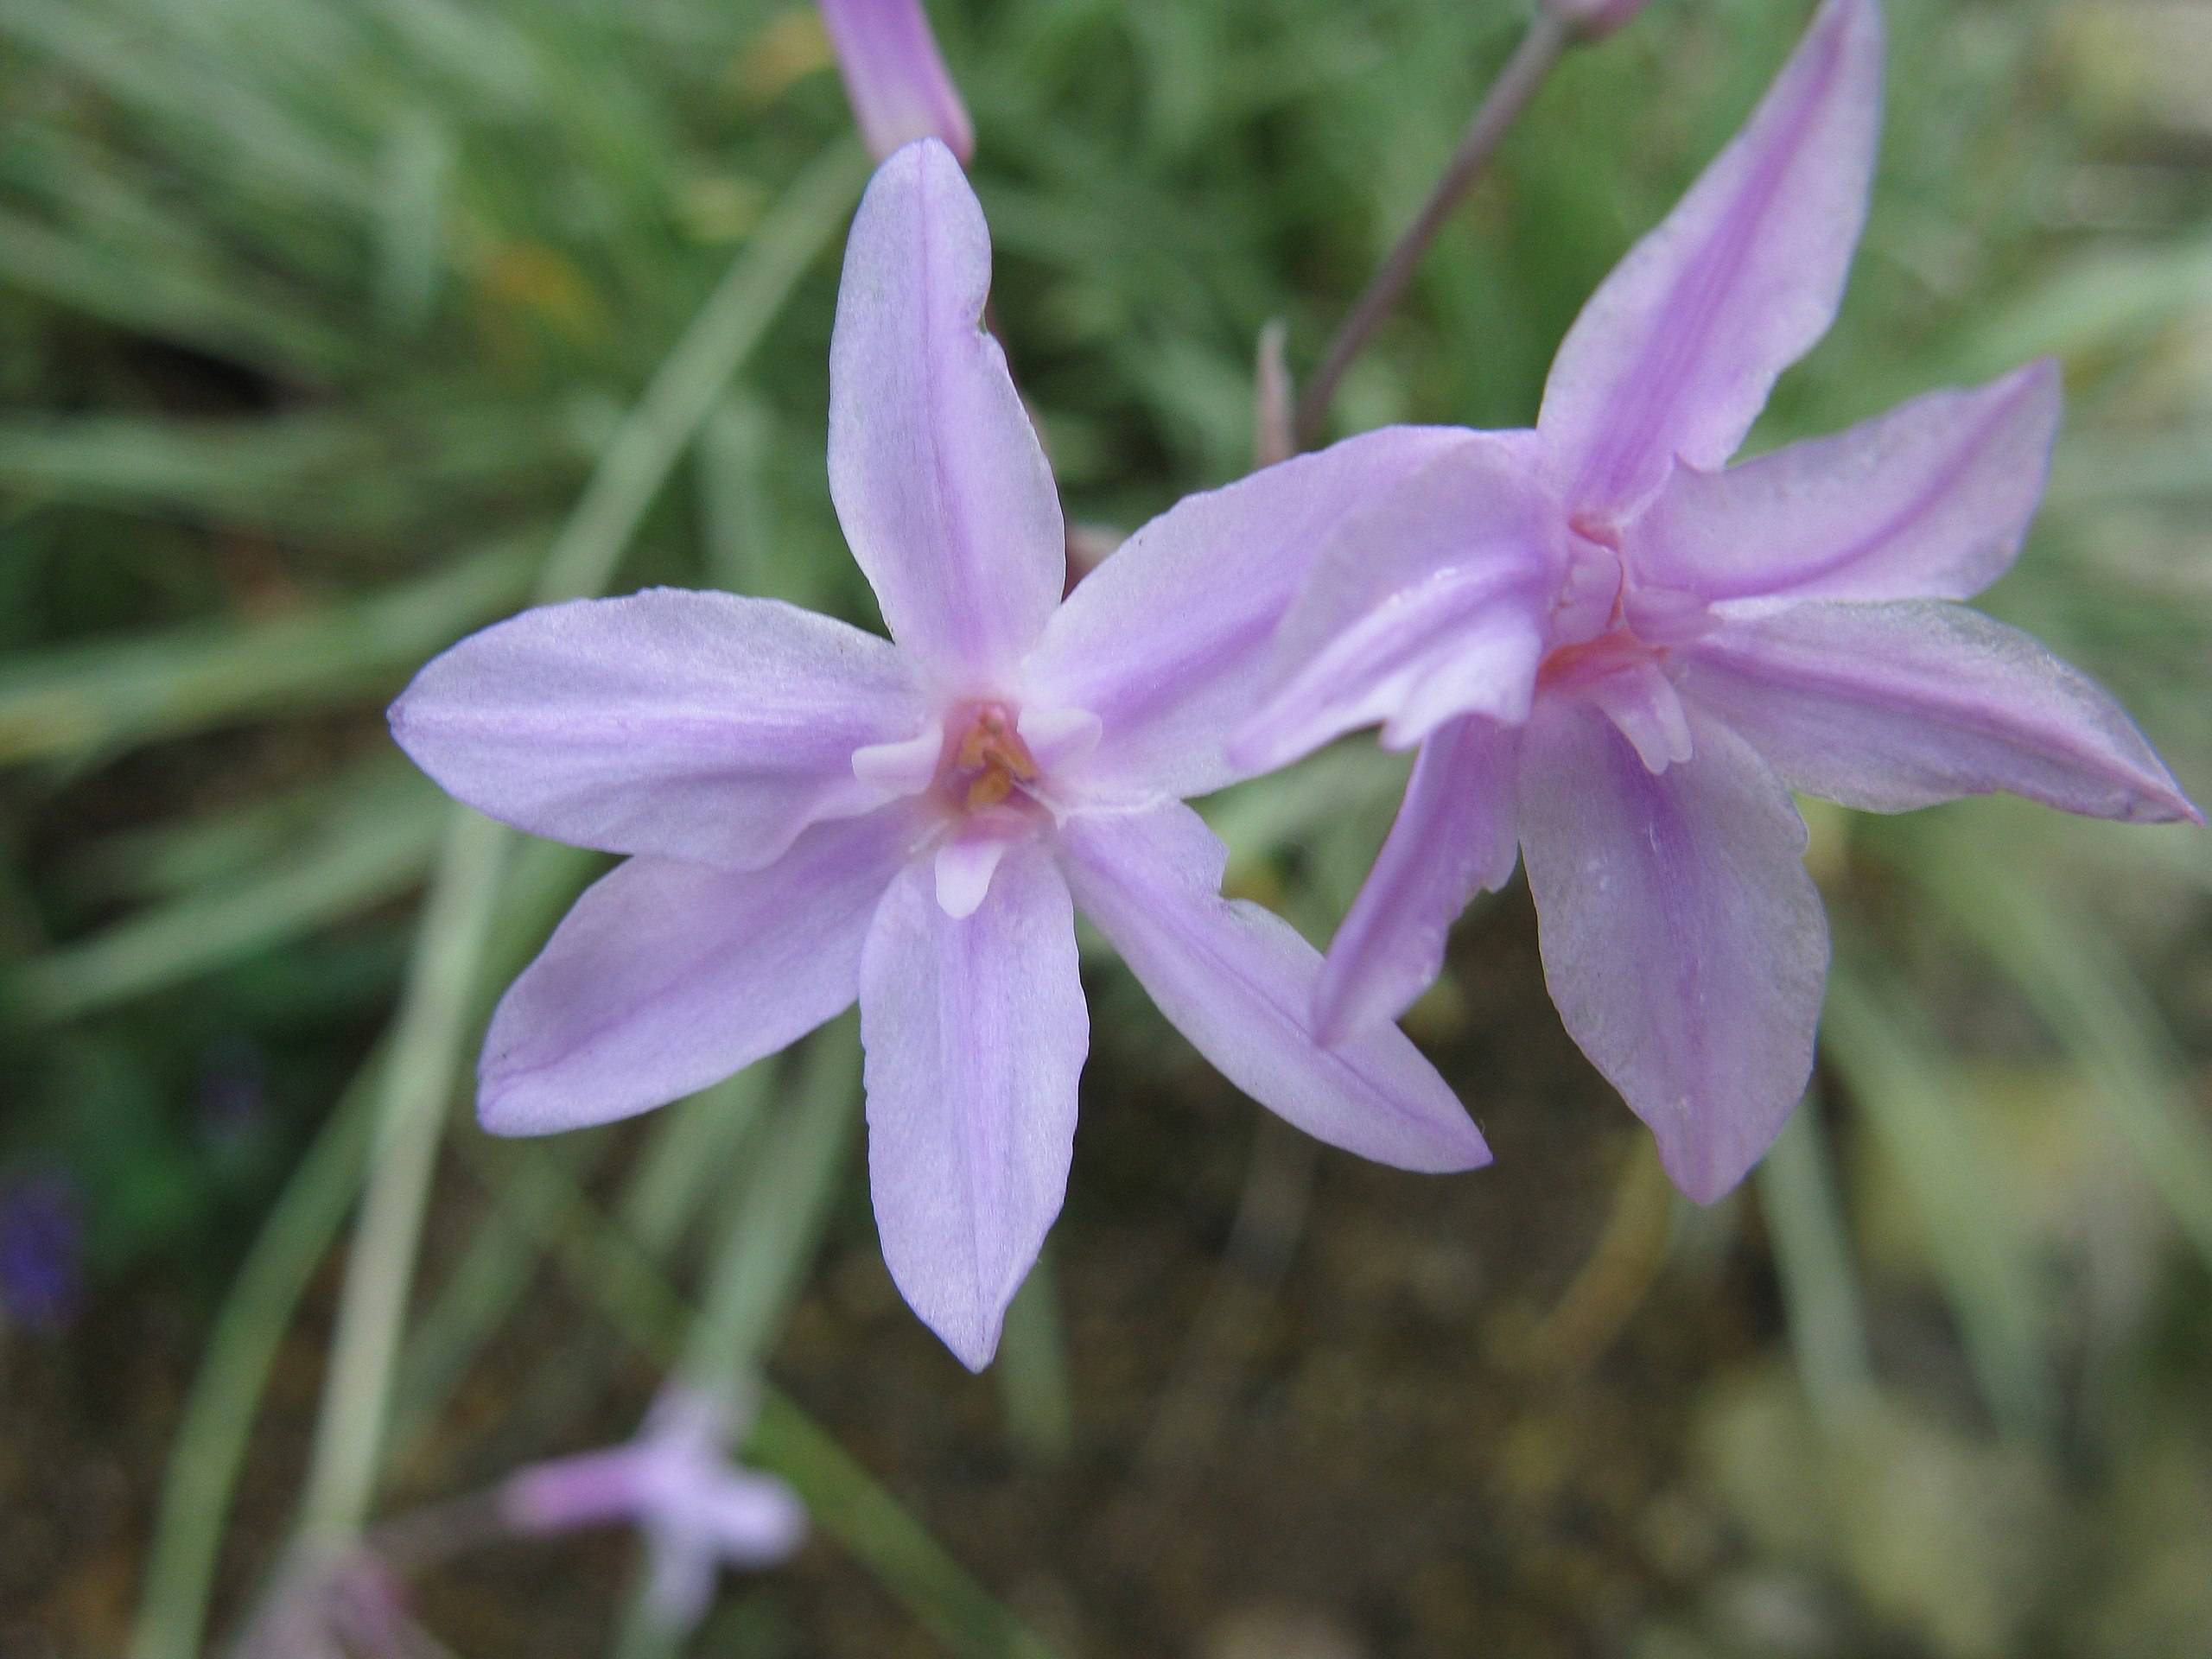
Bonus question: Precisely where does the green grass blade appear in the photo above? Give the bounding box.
[694,397,775,594]
[0,207,356,377]
[387,1071,767,1464]
[620,1070,774,1257]
[373,110,454,335]
[995,1247,1076,1467]
[0,0,379,210]
[127,836,598,1659]
[0,539,537,765]
[1822,957,2059,1442]
[533,139,868,603]
[57,753,425,905]
[0,407,586,536]
[684,1021,862,1382]
[1758,1088,1877,1433]
[386,1135,604,1465]
[299,810,513,1537]
[17,787,446,1020]
[1914,843,2212,1279]
[617,1027,864,1659]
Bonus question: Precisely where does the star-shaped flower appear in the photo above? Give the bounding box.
[502,1389,805,1631]
[392,139,1488,1369]
[1236,0,2198,1202]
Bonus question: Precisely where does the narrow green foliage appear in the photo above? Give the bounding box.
[1824,958,2060,1443]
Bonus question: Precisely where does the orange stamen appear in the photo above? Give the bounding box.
[965,770,1015,810]
[955,708,1039,782]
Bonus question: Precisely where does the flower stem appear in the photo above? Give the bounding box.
[996,1245,1074,1467]
[300,811,512,1538]
[1292,11,1571,450]
[1758,1089,1876,1433]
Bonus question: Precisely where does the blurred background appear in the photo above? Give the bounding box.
[3,0,2210,1654]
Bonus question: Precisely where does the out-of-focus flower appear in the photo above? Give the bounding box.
[503,1389,805,1632]
[819,0,975,163]
[0,1171,84,1332]
[1545,0,1652,41]
[391,139,1486,1370]
[1235,0,2199,1204]
[229,1548,416,1659]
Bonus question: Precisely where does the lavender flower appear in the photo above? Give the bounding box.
[1235,0,2199,1203]
[392,139,1487,1368]
[503,1389,804,1631]
[819,0,975,164]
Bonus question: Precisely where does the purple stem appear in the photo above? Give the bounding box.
[1292,11,1573,451]
[364,1489,518,1576]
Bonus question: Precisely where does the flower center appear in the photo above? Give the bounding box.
[1536,626,1649,692]
[1548,524,1627,649]
[1520,517,1719,774]
[845,699,1103,919]
[852,700,1102,831]
[940,701,1040,814]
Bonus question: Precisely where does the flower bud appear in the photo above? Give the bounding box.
[819,0,976,163]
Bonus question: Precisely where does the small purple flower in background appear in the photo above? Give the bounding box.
[820,0,975,164]
[0,1170,84,1332]
[391,139,1486,1369]
[1236,0,2199,1203]
[503,1389,805,1631]
[1545,0,1652,41]
[232,1549,417,1659]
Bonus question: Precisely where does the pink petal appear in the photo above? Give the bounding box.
[1058,804,1490,1174]
[1539,0,1885,516]
[391,590,919,870]
[1586,657,1694,773]
[478,810,916,1135]
[1023,427,1479,800]
[932,828,1010,919]
[819,0,975,163]
[1315,716,1522,1044]
[501,1447,652,1535]
[1519,701,1830,1203]
[1683,599,2202,823]
[829,140,1064,687]
[1231,430,1557,775]
[859,847,1085,1370]
[1631,362,2063,604]
[694,1476,809,1567]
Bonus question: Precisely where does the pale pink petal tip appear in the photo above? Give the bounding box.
[1539,0,1885,512]
[861,851,1085,1372]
